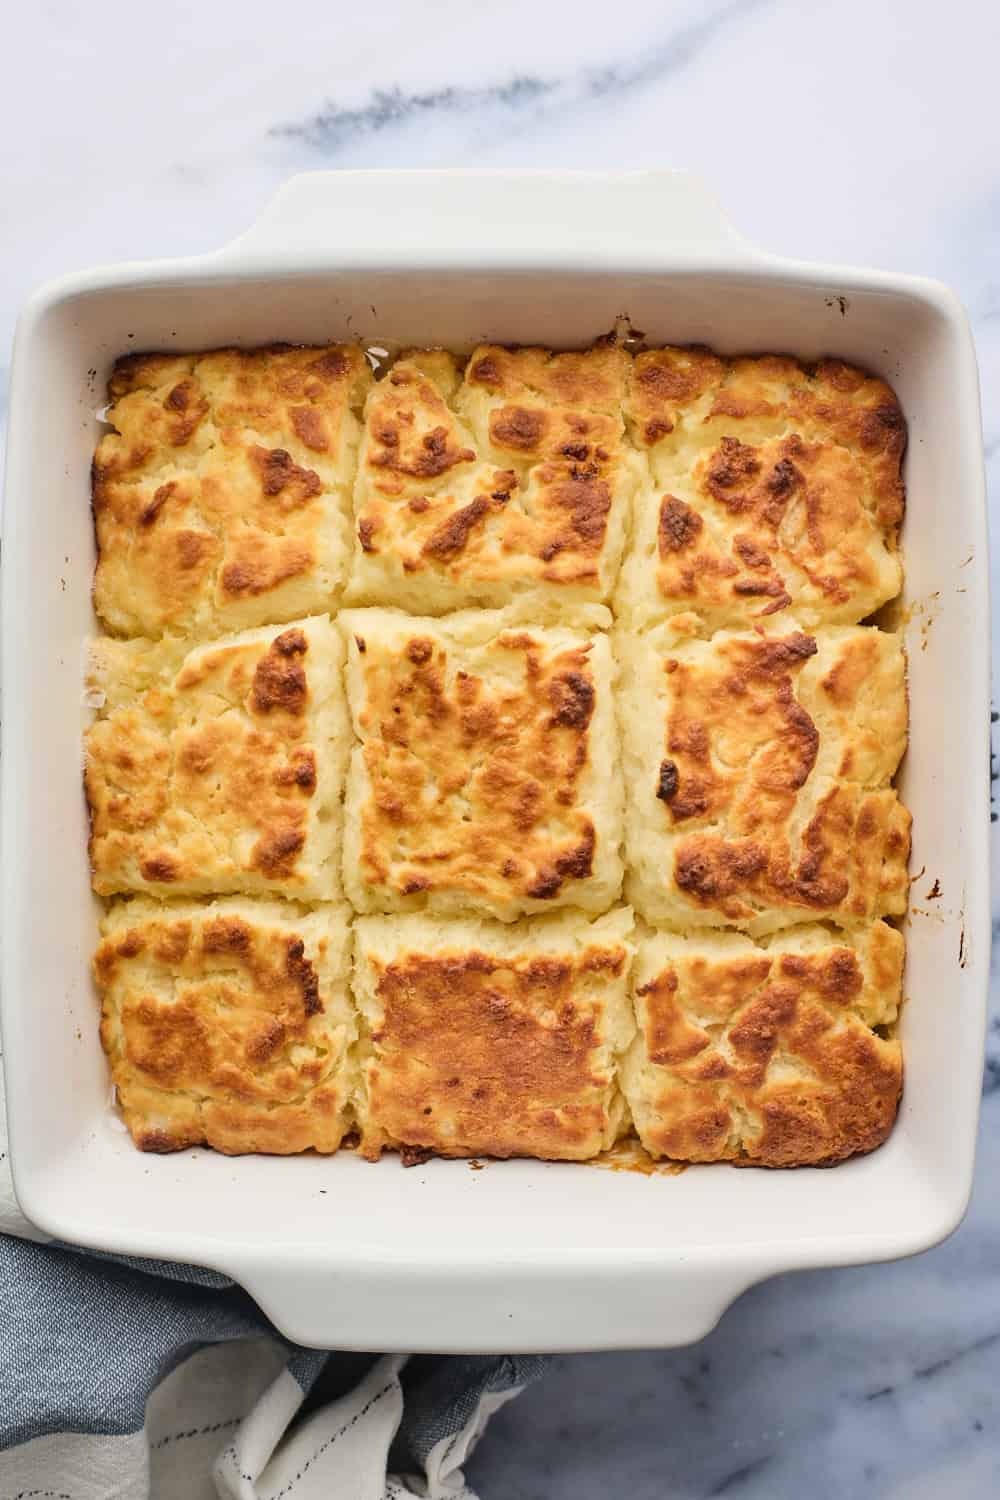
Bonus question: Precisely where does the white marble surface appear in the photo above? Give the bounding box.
[3,0,1000,1494]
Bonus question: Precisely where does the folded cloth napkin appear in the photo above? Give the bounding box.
[0,1080,547,1498]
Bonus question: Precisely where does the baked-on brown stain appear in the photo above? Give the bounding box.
[273,749,317,792]
[175,530,211,570]
[549,477,612,549]
[549,671,595,729]
[767,457,800,498]
[252,447,323,501]
[290,406,329,452]
[658,496,703,552]
[140,482,175,527]
[165,381,192,412]
[405,637,433,665]
[470,355,500,384]
[308,349,350,379]
[160,378,210,444]
[220,544,313,598]
[421,496,492,560]
[286,938,322,1017]
[656,760,679,801]
[139,853,178,883]
[490,405,547,450]
[251,629,309,715]
[252,825,307,877]
[202,915,252,955]
[706,437,761,502]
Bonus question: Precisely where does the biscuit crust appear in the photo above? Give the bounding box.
[619,622,910,931]
[623,922,903,1165]
[620,349,904,630]
[341,608,622,918]
[347,346,639,615]
[95,899,355,1154]
[86,617,348,898]
[354,908,635,1161]
[93,346,371,637]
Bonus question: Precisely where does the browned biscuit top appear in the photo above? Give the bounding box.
[95,899,354,1155]
[93,345,370,636]
[624,922,903,1166]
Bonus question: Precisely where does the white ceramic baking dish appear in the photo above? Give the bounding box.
[1,170,990,1353]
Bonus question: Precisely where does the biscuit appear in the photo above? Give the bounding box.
[86,616,348,898]
[353,907,635,1161]
[93,345,371,637]
[95,898,355,1154]
[620,350,904,630]
[623,922,903,1165]
[618,621,910,930]
[341,607,623,918]
[346,346,639,617]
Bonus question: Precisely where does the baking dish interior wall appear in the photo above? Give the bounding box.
[7,266,979,1267]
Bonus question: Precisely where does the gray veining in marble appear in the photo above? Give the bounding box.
[273,0,768,156]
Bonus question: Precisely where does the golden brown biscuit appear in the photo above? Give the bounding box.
[346,346,640,616]
[86,616,348,898]
[95,899,355,1154]
[620,349,904,630]
[623,922,903,1165]
[353,908,635,1161]
[93,345,371,637]
[341,607,623,919]
[618,621,910,930]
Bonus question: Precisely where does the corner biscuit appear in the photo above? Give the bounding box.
[85,616,348,898]
[623,923,903,1166]
[620,348,904,630]
[95,899,355,1154]
[353,907,635,1161]
[93,345,371,638]
[346,347,640,617]
[618,621,910,931]
[341,607,623,919]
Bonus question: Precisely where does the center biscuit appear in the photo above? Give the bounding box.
[340,606,623,920]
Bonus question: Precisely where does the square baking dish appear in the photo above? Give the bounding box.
[1,170,989,1353]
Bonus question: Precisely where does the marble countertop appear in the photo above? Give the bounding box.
[3,0,999,1494]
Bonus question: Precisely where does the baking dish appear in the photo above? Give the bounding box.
[1,169,989,1353]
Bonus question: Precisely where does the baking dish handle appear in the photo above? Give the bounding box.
[220,169,759,262]
[222,1251,769,1354]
